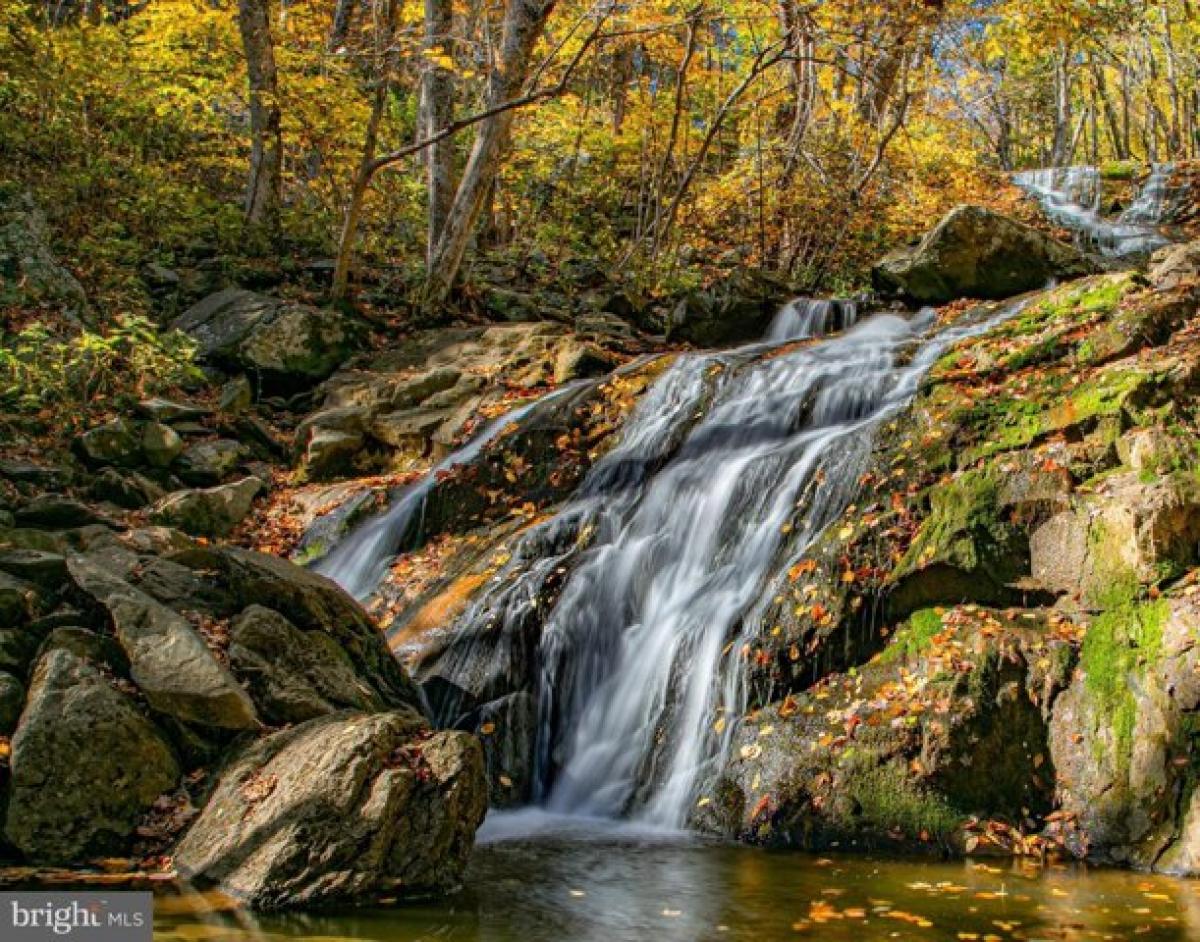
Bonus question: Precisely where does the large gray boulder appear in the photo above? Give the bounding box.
[173,711,487,909]
[66,556,259,729]
[872,205,1097,304]
[4,645,179,864]
[214,547,424,715]
[150,477,264,538]
[173,288,366,391]
[228,605,386,725]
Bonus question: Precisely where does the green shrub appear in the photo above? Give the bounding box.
[0,315,201,419]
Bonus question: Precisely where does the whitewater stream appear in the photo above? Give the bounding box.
[1014,163,1175,257]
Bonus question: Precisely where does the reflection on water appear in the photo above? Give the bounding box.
[156,819,1200,942]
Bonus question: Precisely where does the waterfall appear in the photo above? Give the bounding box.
[312,383,587,600]
[764,298,858,343]
[1013,164,1174,258]
[393,297,1028,830]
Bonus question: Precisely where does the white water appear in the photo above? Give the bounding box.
[312,384,585,600]
[764,297,858,342]
[1014,164,1174,257]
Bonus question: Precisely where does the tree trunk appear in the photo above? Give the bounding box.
[236,0,282,240]
[1050,43,1073,166]
[423,0,456,264]
[424,0,558,309]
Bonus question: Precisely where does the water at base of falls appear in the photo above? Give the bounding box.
[1013,164,1175,257]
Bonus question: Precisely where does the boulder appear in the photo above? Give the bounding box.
[173,712,487,909]
[0,670,24,732]
[214,547,424,715]
[228,605,385,725]
[4,645,179,864]
[0,190,88,315]
[90,467,166,509]
[173,288,366,391]
[13,496,113,531]
[66,556,259,729]
[295,407,368,481]
[74,418,143,468]
[174,439,247,486]
[872,205,1097,304]
[150,477,264,538]
[142,421,184,468]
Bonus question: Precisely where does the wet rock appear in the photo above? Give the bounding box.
[175,438,247,486]
[707,608,1065,853]
[229,605,385,724]
[66,556,259,729]
[74,418,142,468]
[665,269,791,346]
[173,288,366,391]
[872,205,1096,304]
[4,645,179,864]
[474,691,536,807]
[142,421,184,468]
[174,712,486,909]
[150,477,264,538]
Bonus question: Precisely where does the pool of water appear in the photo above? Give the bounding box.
[154,813,1200,941]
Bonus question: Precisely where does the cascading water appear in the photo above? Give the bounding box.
[312,384,586,600]
[764,298,858,343]
[384,296,1030,831]
[1014,164,1175,257]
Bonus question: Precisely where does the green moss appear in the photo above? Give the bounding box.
[1100,160,1140,181]
[843,759,961,841]
[1080,594,1170,769]
[896,469,1011,577]
[879,609,944,665]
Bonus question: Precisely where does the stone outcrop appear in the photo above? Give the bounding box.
[149,476,264,537]
[5,644,180,864]
[872,205,1096,303]
[173,288,367,391]
[173,711,486,909]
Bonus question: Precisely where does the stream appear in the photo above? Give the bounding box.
[155,817,1199,941]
